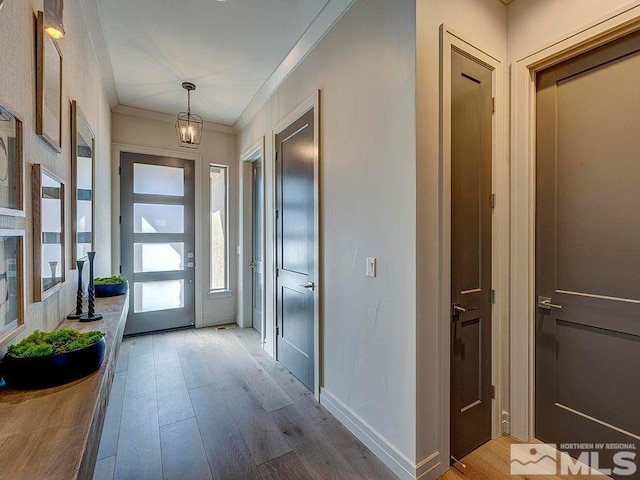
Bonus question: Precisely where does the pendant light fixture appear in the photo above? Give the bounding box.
[175,82,203,149]
[44,0,65,39]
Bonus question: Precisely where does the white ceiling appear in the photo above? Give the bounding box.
[95,0,345,126]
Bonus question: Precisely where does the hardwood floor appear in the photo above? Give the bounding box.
[439,436,612,480]
[94,326,397,480]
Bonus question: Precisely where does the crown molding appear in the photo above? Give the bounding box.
[233,0,357,131]
[113,104,236,134]
[79,0,119,108]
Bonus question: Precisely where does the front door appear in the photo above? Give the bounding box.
[120,152,196,335]
[536,32,640,474]
[450,49,493,461]
[252,161,263,335]
[275,109,316,391]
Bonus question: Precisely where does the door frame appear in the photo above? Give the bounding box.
[111,142,204,329]
[510,4,640,441]
[439,25,509,461]
[239,137,266,345]
[271,90,321,400]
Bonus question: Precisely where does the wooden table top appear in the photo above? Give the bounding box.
[0,292,129,480]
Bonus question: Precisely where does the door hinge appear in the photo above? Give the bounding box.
[491,385,496,400]
[119,166,122,175]
[491,289,496,304]
[119,265,122,274]
[276,326,280,336]
[275,151,278,161]
[491,97,496,114]
[275,210,279,220]
[119,215,122,225]
[490,193,496,209]
[276,268,279,278]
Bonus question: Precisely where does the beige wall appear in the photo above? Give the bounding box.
[111,112,238,326]
[238,0,418,465]
[507,0,640,61]
[416,0,507,474]
[0,0,112,348]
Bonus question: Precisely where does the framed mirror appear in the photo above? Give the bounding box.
[32,164,65,302]
[0,230,25,347]
[0,98,24,216]
[36,11,63,153]
[71,101,94,264]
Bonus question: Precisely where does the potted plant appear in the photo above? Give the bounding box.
[94,274,127,297]
[1,329,105,389]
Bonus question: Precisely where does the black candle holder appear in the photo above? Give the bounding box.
[80,251,103,322]
[67,259,85,319]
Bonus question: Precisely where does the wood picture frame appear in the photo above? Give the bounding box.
[36,11,63,153]
[70,101,95,265]
[0,230,26,348]
[32,164,65,302]
[0,97,25,216]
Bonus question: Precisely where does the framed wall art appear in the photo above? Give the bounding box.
[36,11,63,153]
[32,164,65,302]
[71,101,95,264]
[0,230,25,347]
[0,98,24,216]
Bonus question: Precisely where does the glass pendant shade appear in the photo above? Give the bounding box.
[44,0,65,39]
[175,82,203,149]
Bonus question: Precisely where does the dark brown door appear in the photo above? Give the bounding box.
[275,109,315,391]
[536,32,640,475]
[450,50,493,461]
[120,152,196,335]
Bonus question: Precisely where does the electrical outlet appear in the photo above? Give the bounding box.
[366,258,376,278]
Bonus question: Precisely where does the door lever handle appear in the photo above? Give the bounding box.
[301,282,316,291]
[452,304,478,315]
[538,296,562,310]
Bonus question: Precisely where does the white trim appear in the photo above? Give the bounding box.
[320,388,441,480]
[509,4,640,441]
[111,142,204,329]
[238,137,266,349]
[272,90,321,400]
[113,105,235,134]
[234,0,355,130]
[439,24,509,467]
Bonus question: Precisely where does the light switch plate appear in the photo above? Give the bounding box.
[366,258,377,278]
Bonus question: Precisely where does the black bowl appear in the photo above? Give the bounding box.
[1,336,106,390]
[95,281,127,297]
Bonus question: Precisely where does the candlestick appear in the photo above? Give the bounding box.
[80,252,103,322]
[67,259,85,319]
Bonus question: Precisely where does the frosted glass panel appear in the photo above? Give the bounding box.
[134,163,184,196]
[134,204,184,234]
[134,280,184,313]
[134,243,184,273]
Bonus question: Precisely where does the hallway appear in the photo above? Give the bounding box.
[93,326,397,480]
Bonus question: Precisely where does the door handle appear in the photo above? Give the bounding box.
[301,282,315,291]
[186,261,195,268]
[249,262,255,270]
[538,296,562,310]
[452,304,478,316]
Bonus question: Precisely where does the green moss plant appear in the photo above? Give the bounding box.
[7,329,104,358]
[94,275,126,285]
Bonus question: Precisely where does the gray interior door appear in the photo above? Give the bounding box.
[120,152,196,335]
[252,161,263,335]
[536,31,640,474]
[275,109,315,391]
[450,49,493,461]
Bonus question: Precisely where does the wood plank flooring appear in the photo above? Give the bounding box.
[94,326,397,480]
[439,436,613,480]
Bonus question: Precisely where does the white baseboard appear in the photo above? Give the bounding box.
[319,388,442,480]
